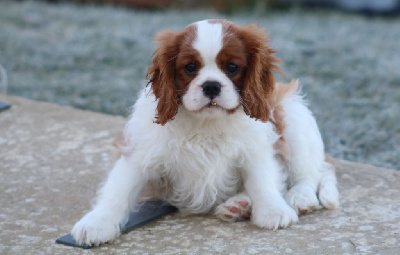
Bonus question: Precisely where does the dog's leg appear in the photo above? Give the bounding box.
[244,153,298,230]
[282,94,339,214]
[318,162,339,210]
[215,192,252,221]
[71,155,145,246]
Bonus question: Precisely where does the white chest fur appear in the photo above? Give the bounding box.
[124,92,278,213]
[161,123,243,213]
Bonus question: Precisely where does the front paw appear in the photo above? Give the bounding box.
[251,202,298,230]
[285,184,322,215]
[71,209,122,246]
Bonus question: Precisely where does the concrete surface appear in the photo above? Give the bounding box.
[0,95,399,254]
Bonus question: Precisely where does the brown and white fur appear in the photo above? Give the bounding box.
[72,19,339,246]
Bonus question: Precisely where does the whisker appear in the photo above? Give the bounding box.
[239,97,250,113]
[161,99,180,104]
[167,52,198,63]
[166,54,179,63]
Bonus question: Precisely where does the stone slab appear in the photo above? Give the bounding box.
[0,95,399,254]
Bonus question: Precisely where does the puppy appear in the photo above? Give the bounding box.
[72,19,339,246]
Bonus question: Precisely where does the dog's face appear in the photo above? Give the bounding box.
[147,19,280,125]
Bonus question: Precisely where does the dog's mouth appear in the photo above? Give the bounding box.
[193,100,239,115]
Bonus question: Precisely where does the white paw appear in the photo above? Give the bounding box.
[251,201,298,230]
[285,184,322,215]
[318,181,340,210]
[215,193,252,222]
[71,209,122,246]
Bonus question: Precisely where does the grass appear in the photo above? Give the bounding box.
[1,0,399,170]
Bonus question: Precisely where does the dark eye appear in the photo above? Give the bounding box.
[226,63,239,76]
[184,63,197,76]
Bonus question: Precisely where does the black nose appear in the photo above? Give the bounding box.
[202,81,221,99]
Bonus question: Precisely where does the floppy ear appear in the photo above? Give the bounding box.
[238,24,281,122]
[146,31,181,125]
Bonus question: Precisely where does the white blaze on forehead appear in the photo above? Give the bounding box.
[193,20,223,63]
[182,20,240,114]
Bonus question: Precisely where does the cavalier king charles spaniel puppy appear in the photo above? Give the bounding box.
[72,19,339,245]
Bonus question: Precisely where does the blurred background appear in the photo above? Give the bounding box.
[0,0,399,170]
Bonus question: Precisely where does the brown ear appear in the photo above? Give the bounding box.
[238,24,281,122]
[146,31,181,125]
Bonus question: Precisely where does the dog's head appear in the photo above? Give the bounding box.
[147,19,280,125]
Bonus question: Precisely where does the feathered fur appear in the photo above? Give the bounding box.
[71,19,339,246]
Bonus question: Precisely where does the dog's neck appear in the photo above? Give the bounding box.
[167,105,245,132]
